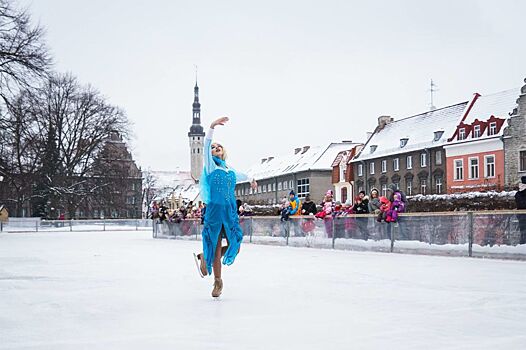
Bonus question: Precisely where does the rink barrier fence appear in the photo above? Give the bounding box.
[0,218,153,233]
[152,210,526,260]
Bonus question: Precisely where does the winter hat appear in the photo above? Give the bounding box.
[326,190,333,196]
[289,190,295,196]
[359,190,366,196]
[380,196,390,204]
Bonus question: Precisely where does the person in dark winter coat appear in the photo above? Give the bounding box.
[516,176,526,244]
[368,188,381,215]
[352,196,369,214]
[301,195,318,215]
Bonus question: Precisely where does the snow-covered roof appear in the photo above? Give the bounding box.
[464,88,518,125]
[149,170,195,190]
[352,102,468,162]
[446,88,519,144]
[240,142,360,183]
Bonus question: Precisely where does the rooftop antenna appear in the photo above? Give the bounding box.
[429,79,438,111]
[194,64,198,84]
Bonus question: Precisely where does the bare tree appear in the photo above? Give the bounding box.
[31,73,130,217]
[142,169,158,218]
[0,89,43,216]
[0,0,51,105]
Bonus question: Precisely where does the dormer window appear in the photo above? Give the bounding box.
[488,122,497,136]
[400,138,408,148]
[473,125,481,138]
[458,128,466,140]
[433,130,444,141]
[370,145,378,153]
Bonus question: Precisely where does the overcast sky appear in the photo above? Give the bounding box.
[20,0,525,172]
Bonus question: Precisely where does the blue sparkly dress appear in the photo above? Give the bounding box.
[200,128,248,274]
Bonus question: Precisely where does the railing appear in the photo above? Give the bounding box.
[0,218,153,232]
[153,211,526,260]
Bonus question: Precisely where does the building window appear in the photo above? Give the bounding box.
[489,122,497,136]
[454,159,464,180]
[400,138,408,148]
[485,155,495,178]
[283,181,288,190]
[435,150,442,165]
[520,151,526,172]
[262,184,267,193]
[272,183,276,192]
[381,183,388,197]
[393,158,399,171]
[381,160,387,173]
[370,162,375,175]
[406,156,412,169]
[297,178,309,198]
[358,164,363,176]
[420,153,427,167]
[459,128,466,140]
[278,182,282,191]
[469,157,479,179]
[131,183,136,191]
[473,125,481,138]
[289,180,294,190]
[341,188,347,203]
[257,186,262,194]
[406,179,412,196]
[420,178,427,195]
[339,162,346,182]
[358,186,364,193]
[435,176,443,194]
[197,148,200,154]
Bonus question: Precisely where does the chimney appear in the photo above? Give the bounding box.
[261,158,267,164]
[302,146,310,154]
[294,147,302,154]
[377,115,393,130]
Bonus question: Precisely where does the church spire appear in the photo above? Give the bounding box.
[188,73,205,180]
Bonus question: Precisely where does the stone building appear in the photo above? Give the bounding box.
[351,103,468,198]
[503,78,526,189]
[236,142,359,205]
[86,131,143,219]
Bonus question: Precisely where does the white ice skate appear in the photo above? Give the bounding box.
[193,253,207,278]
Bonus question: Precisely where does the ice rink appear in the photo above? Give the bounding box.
[1,230,525,349]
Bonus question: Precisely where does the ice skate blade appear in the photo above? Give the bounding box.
[212,295,222,301]
[193,253,204,278]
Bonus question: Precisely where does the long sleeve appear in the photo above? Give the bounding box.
[204,128,215,176]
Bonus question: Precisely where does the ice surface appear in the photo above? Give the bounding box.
[1,231,526,349]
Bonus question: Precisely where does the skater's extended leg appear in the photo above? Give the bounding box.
[212,232,224,297]
[213,233,223,278]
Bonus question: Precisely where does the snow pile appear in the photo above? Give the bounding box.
[409,190,517,201]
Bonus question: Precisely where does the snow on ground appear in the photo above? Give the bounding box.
[1,230,525,350]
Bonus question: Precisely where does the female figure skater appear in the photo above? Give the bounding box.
[194,116,256,298]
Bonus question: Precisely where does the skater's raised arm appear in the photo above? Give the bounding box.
[204,117,229,175]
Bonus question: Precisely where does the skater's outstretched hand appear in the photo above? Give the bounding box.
[211,116,229,129]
